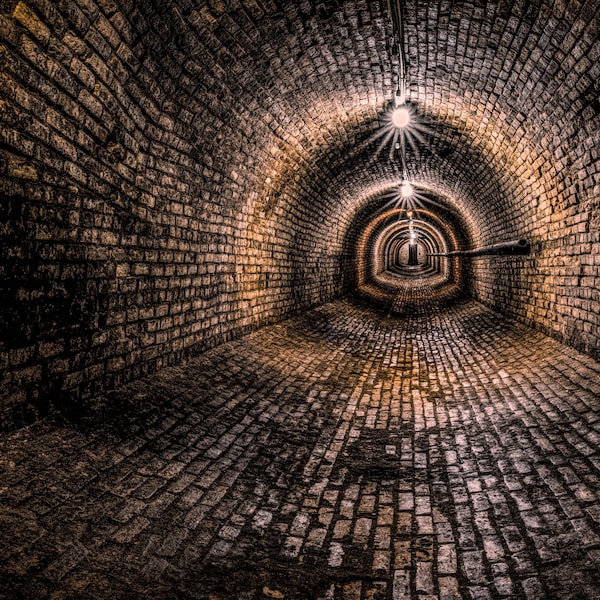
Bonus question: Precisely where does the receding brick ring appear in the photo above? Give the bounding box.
[378,224,445,275]
[356,205,463,289]
[373,218,449,277]
[339,179,474,291]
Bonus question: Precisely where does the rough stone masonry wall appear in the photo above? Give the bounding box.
[1,0,599,428]
[0,0,351,427]
[451,2,600,359]
[354,0,599,361]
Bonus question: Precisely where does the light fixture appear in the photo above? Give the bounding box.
[391,106,411,129]
[369,1,430,165]
[400,181,414,198]
[389,0,408,105]
[356,0,441,221]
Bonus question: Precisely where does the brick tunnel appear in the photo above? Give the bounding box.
[0,0,599,598]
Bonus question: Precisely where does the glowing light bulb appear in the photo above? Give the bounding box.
[392,106,411,128]
[401,182,414,198]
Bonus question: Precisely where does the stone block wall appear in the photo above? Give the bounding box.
[1,0,598,426]
[453,3,600,358]
[0,0,355,426]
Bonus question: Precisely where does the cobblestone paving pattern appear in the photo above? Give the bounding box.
[1,294,600,599]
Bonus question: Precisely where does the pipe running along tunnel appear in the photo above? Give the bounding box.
[0,0,599,598]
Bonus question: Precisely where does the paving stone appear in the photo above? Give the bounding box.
[438,544,458,575]
[392,569,411,600]
[42,544,89,582]
[112,515,150,544]
[415,560,434,595]
[1,298,599,599]
[521,577,545,600]
[439,576,461,600]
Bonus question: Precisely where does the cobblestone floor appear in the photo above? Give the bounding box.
[1,291,600,599]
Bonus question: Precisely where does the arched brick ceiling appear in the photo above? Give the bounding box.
[131,0,598,249]
[0,0,597,424]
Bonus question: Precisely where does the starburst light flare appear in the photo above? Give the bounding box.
[376,183,449,215]
[353,102,433,165]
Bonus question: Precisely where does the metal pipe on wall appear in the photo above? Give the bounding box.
[429,239,530,257]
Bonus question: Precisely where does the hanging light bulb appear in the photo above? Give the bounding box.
[401,181,414,198]
[391,105,411,129]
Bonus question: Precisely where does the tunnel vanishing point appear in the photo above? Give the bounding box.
[1,0,600,599]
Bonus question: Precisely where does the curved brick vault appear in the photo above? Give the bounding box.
[0,0,599,425]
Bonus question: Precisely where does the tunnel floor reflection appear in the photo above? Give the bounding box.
[1,297,600,599]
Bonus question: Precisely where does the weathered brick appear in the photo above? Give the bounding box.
[0,5,597,597]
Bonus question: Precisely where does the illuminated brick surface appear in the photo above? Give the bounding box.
[0,0,598,423]
[0,2,598,596]
[2,297,600,599]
